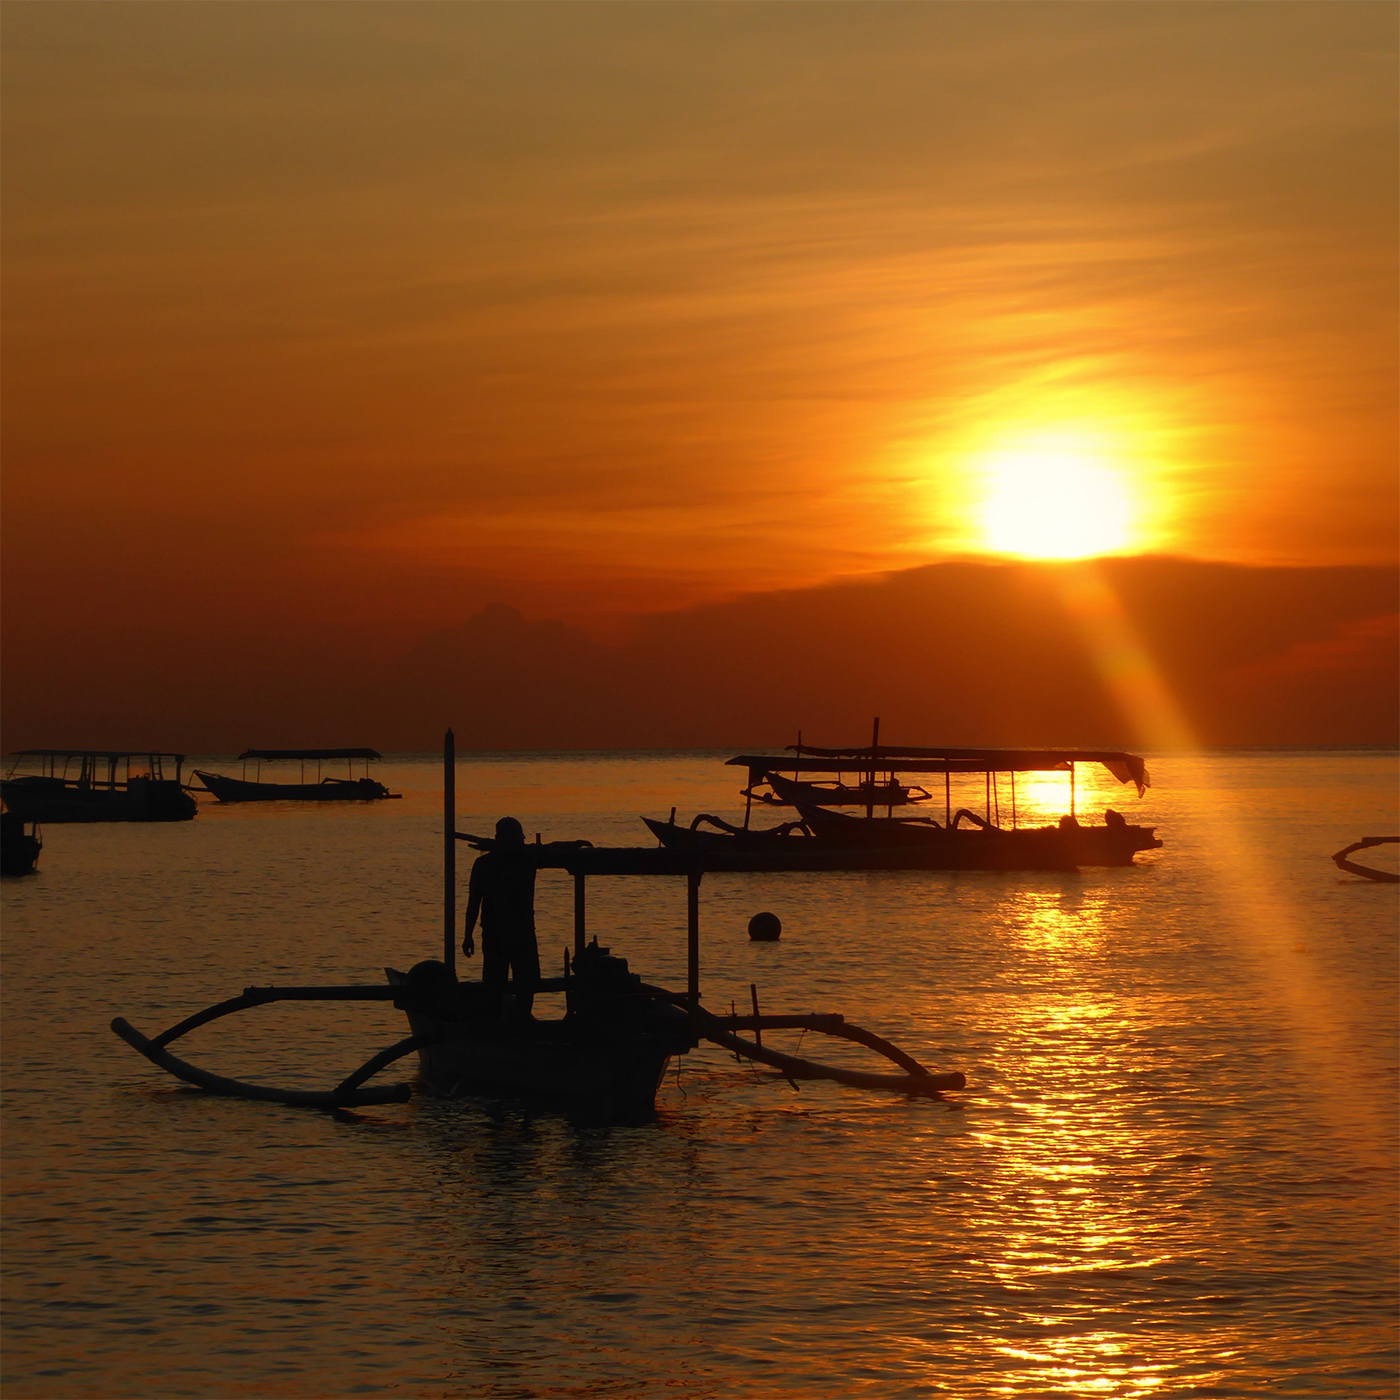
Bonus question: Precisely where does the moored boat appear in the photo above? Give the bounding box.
[648,727,1161,872]
[2,751,196,823]
[193,749,400,802]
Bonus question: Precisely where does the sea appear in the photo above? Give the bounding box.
[2,750,1396,1399]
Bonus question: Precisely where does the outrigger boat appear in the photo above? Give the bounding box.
[111,731,963,1122]
[647,723,1160,871]
[2,750,196,823]
[193,749,401,803]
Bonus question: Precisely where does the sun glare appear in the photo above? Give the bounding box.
[979,440,1133,559]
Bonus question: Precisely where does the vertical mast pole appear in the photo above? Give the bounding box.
[1069,762,1076,819]
[687,866,701,1010]
[867,716,879,820]
[444,728,456,977]
[574,872,586,956]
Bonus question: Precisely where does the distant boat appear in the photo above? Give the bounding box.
[762,772,933,808]
[0,813,42,875]
[1,751,196,823]
[193,749,401,803]
[1332,836,1399,884]
[649,727,1161,872]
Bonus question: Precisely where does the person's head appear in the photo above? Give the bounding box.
[495,816,526,845]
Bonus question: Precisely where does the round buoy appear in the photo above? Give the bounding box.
[748,911,781,942]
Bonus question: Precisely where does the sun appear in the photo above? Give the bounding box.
[978,438,1133,559]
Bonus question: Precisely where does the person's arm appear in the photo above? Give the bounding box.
[463,864,483,957]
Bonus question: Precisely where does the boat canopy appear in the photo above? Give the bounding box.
[237,748,382,761]
[10,749,186,762]
[727,748,1150,796]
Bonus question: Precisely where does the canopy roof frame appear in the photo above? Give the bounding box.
[727,748,1150,796]
[237,748,382,761]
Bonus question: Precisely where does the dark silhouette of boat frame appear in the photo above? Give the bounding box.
[111,732,963,1121]
[0,813,42,875]
[2,750,196,823]
[648,725,1160,871]
[1331,836,1398,884]
[192,749,401,802]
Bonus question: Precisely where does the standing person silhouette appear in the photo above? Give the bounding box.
[462,816,540,1019]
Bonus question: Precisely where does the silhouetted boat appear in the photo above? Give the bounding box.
[1332,836,1398,884]
[110,733,964,1120]
[763,773,933,807]
[1,751,196,823]
[0,813,42,875]
[193,749,400,802]
[649,728,1160,871]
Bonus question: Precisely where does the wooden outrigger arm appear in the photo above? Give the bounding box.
[110,983,422,1109]
[112,980,964,1108]
[639,987,966,1097]
[1332,836,1399,884]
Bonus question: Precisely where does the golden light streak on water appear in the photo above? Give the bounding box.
[1054,559,1393,1161]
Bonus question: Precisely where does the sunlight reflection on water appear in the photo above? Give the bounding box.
[2,750,1396,1397]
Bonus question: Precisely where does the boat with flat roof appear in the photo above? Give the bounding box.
[192,749,400,802]
[646,724,1160,871]
[2,751,196,823]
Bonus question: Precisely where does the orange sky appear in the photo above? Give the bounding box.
[3,2,1397,664]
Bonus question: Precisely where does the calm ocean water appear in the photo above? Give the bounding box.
[3,750,1396,1398]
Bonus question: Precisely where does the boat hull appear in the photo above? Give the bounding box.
[0,815,41,875]
[796,803,1159,868]
[645,813,1158,870]
[763,771,928,808]
[389,965,695,1123]
[0,777,196,823]
[194,771,396,803]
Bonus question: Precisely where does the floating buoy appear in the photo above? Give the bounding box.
[748,911,781,941]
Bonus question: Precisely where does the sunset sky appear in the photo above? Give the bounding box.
[3,2,1396,746]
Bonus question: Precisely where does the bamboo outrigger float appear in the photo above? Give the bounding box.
[111,731,964,1121]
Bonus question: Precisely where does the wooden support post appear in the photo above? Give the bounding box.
[444,728,456,977]
[867,716,879,820]
[945,768,951,826]
[574,872,586,955]
[1011,770,1017,829]
[1070,762,1076,819]
[750,984,762,1048]
[687,868,701,1010]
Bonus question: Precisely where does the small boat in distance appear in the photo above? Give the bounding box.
[2,751,197,823]
[0,813,42,875]
[193,749,401,803]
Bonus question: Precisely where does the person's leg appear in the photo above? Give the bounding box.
[510,934,541,1018]
[480,932,508,1019]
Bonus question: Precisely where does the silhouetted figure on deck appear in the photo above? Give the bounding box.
[463,816,540,1019]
